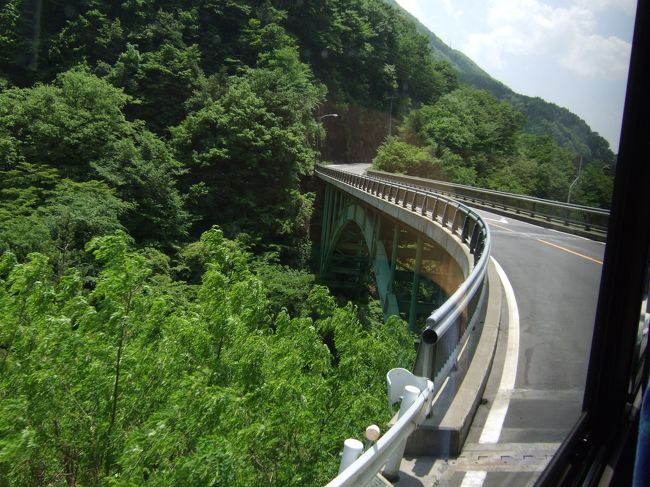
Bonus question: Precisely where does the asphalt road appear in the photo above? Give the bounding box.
[454,210,604,486]
[327,164,606,485]
[328,163,604,405]
[480,210,604,398]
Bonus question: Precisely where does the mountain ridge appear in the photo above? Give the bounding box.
[384,0,615,162]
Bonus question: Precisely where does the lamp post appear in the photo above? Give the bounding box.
[387,96,397,137]
[567,155,583,204]
[317,113,338,152]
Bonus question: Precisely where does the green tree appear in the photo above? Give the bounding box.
[413,87,524,158]
[573,163,614,208]
[173,46,325,262]
[0,69,189,247]
[373,137,442,178]
[0,228,415,486]
[109,42,205,134]
[48,9,125,71]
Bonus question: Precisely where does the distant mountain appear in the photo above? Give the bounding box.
[384,0,615,162]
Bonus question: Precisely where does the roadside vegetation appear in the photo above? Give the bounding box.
[0,0,614,484]
[373,86,613,208]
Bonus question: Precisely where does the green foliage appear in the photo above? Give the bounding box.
[382,91,612,208]
[440,151,477,186]
[109,42,205,134]
[92,128,190,245]
[572,163,614,208]
[48,9,125,70]
[373,137,442,178]
[0,69,189,247]
[0,228,415,486]
[172,46,324,261]
[410,87,524,158]
[0,68,132,172]
[250,258,316,317]
[0,0,23,69]
[0,161,131,276]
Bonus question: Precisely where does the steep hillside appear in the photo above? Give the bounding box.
[384,0,615,162]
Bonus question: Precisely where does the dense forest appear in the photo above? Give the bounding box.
[373,86,614,207]
[0,0,616,485]
[0,0,437,485]
[384,0,616,164]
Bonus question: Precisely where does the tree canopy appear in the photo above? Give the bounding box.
[0,1,617,484]
[0,228,414,486]
[378,87,613,208]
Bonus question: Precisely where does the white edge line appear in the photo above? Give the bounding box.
[460,258,520,487]
[479,257,520,444]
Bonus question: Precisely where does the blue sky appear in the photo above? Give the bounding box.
[395,0,637,153]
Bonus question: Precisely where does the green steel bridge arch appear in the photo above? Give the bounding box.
[319,180,462,332]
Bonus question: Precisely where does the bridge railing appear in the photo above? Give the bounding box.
[367,168,609,237]
[316,165,491,485]
[325,379,434,487]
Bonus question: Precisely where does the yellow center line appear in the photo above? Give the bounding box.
[490,222,516,233]
[537,239,603,265]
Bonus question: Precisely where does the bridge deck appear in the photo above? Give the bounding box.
[328,164,604,487]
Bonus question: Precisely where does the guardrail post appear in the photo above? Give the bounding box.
[338,438,364,474]
[431,197,439,220]
[461,214,471,243]
[382,385,421,481]
[441,202,449,226]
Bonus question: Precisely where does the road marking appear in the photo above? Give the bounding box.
[537,239,603,265]
[480,257,520,444]
[456,258,521,487]
[484,216,509,224]
[490,222,516,233]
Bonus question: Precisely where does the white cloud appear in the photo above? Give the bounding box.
[440,0,464,18]
[463,0,631,80]
[561,34,631,77]
[576,0,637,15]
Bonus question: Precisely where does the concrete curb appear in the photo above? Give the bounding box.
[403,259,503,457]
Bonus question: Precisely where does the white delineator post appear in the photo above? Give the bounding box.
[338,438,364,474]
[382,385,421,481]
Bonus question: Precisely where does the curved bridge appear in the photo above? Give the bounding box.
[320,164,607,487]
[319,172,476,331]
[317,164,490,345]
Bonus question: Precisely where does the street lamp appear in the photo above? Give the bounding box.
[386,96,397,136]
[567,155,583,204]
[317,113,338,152]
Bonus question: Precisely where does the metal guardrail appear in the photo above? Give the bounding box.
[367,169,609,236]
[325,380,434,487]
[316,165,491,486]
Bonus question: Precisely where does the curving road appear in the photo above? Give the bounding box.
[452,208,604,487]
[328,164,605,486]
